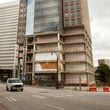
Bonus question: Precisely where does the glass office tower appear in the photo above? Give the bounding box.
[25,0,62,35]
[34,0,62,33]
[25,0,35,35]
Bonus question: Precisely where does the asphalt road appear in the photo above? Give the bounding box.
[0,84,110,110]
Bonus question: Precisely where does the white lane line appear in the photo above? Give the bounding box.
[32,95,47,99]
[39,93,73,98]
[45,103,64,110]
[39,93,53,97]
[6,97,13,102]
[53,94,73,98]
[10,97,17,101]
[6,97,17,102]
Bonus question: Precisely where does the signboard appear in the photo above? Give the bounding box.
[35,62,57,72]
[34,52,63,72]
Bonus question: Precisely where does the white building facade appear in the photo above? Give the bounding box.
[0,1,19,79]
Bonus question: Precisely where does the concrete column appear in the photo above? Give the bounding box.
[32,36,35,85]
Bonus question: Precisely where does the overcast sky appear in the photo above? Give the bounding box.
[0,0,110,66]
[88,0,110,66]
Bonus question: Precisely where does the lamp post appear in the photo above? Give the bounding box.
[56,54,59,89]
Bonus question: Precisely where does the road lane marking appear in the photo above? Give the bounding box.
[39,93,54,97]
[6,97,13,102]
[6,97,17,102]
[10,97,17,101]
[53,94,73,98]
[32,95,47,99]
[39,93,73,98]
[45,103,64,110]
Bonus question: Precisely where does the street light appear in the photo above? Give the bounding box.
[56,54,59,89]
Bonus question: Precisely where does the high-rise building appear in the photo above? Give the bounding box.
[17,0,94,86]
[98,59,110,67]
[0,1,19,80]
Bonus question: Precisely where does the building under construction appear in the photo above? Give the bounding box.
[17,0,94,87]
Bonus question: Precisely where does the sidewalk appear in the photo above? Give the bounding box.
[0,104,7,110]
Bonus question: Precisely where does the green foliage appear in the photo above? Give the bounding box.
[95,64,110,85]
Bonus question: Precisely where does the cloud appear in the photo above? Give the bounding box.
[91,17,110,66]
[0,0,18,4]
[88,0,110,18]
[88,0,110,66]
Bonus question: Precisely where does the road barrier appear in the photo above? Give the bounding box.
[88,87,110,92]
[103,87,110,92]
[88,87,97,92]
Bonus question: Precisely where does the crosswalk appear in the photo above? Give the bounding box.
[5,93,74,102]
[6,97,17,102]
[5,92,110,102]
[5,92,110,103]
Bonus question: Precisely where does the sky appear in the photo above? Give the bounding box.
[88,0,110,66]
[0,0,110,66]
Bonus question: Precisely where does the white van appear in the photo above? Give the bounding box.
[6,78,23,91]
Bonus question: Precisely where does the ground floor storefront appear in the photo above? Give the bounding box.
[0,69,12,82]
[23,72,94,87]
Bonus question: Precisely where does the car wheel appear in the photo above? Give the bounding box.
[21,89,23,91]
[6,86,9,91]
[10,87,13,91]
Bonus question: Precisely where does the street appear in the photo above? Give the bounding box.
[0,84,110,110]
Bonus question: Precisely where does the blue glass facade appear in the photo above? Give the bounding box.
[25,0,62,35]
[25,0,35,35]
[34,0,62,33]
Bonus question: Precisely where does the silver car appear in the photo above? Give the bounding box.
[6,78,24,91]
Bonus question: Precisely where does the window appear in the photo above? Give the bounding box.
[65,20,69,26]
[64,13,69,17]
[76,0,80,3]
[77,18,81,24]
[70,6,74,10]
[76,5,80,10]
[64,6,69,12]
[70,13,75,17]
[76,11,81,17]
[71,19,75,25]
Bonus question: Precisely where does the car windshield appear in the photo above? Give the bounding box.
[8,79,22,83]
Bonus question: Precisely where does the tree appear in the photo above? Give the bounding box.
[95,63,110,85]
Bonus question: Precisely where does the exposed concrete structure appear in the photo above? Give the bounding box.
[17,0,94,86]
[61,0,94,86]
[0,1,19,79]
[17,0,26,77]
[98,59,110,67]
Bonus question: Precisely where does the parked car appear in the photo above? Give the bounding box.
[6,78,24,91]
